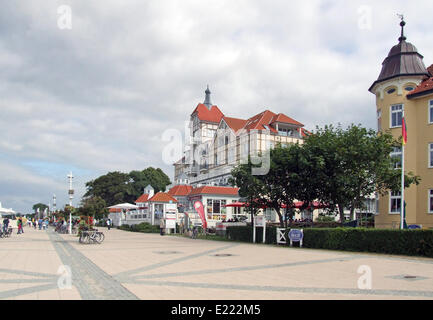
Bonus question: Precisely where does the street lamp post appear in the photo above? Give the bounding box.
[67,172,74,234]
[53,194,56,217]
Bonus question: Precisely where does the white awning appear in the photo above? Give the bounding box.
[108,203,139,210]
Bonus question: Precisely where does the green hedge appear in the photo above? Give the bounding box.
[118,223,160,233]
[303,228,433,257]
[225,226,433,258]
[226,226,277,244]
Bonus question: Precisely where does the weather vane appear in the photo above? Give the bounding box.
[396,14,406,42]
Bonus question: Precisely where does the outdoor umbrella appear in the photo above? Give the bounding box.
[107,203,139,210]
[223,202,246,207]
[0,207,16,214]
[282,201,328,209]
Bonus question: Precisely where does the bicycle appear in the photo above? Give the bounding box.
[79,229,104,244]
[0,228,12,238]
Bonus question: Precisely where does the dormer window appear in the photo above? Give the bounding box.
[405,86,414,91]
[387,88,396,94]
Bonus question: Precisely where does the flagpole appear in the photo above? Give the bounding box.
[400,112,405,230]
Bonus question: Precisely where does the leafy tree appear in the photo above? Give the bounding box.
[303,124,420,224]
[78,196,108,220]
[230,124,420,227]
[129,167,171,197]
[32,203,49,213]
[84,168,171,207]
[84,171,135,207]
[230,158,266,231]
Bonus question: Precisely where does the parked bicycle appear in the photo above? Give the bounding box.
[79,229,105,244]
[54,223,77,234]
[0,228,13,238]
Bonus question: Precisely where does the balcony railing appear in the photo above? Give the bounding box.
[278,130,301,138]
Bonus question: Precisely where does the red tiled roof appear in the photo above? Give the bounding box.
[168,185,193,196]
[270,113,304,127]
[428,64,433,76]
[148,192,178,203]
[191,104,224,123]
[109,208,122,213]
[189,186,239,196]
[223,116,248,133]
[407,76,433,98]
[219,110,305,135]
[135,194,150,203]
[243,110,278,133]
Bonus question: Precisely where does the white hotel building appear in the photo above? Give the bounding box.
[174,87,309,188]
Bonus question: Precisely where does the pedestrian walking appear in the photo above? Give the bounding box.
[3,217,9,233]
[17,218,23,234]
[160,218,165,236]
[106,218,111,230]
[38,218,43,230]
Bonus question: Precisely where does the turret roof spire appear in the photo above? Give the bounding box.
[398,14,407,42]
[203,85,212,109]
[369,17,429,92]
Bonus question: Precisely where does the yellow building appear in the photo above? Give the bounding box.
[369,19,433,229]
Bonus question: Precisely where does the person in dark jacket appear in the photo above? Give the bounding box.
[3,217,9,233]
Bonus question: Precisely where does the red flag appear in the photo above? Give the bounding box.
[193,201,207,229]
[402,117,407,145]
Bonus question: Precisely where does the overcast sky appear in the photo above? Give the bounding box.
[1,0,433,213]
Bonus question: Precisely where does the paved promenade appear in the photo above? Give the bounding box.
[0,225,433,300]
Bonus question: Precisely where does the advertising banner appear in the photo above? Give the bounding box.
[194,201,207,229]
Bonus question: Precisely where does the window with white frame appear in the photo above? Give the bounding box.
[390,146,402,169]
[429,100,433,124]
[429,143,433,168]
[390,104,403,128]
[429,190,433,213]
[389,191,401,214]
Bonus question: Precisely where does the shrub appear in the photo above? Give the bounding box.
[135,222,160,233]
[315,215,337,223]
[225,226,433,258]
[118,224,131,231]
[226,226,277,244]
[303,228,433,257]
[117,223,160,233]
